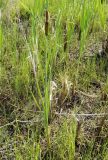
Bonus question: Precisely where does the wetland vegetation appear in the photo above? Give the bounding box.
[0,0,108,159]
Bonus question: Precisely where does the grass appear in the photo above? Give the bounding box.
[0,0,108,159]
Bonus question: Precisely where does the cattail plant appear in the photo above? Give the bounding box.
[45,10,49,36]
[45,0,49,36]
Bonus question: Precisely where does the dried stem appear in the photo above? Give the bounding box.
[75,120,82,145]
